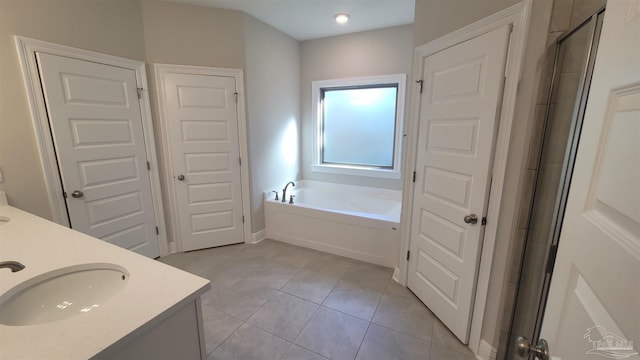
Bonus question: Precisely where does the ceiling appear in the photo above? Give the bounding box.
[165,0,415,41]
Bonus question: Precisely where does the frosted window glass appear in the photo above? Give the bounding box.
[322,86,397,167]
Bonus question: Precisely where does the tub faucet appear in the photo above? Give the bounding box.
[0,261,25,272]
[282,181,295,203]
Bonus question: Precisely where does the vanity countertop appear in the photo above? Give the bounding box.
[0,193,210,359]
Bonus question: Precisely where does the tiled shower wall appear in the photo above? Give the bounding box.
[495,0,606,358]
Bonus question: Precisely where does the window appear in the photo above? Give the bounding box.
[312,74,406,179]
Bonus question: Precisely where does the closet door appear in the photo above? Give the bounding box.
[160,69,244,251]
[37,52,160,258]
[408,25,511,343]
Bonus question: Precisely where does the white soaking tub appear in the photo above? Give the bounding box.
[264,180,401,267]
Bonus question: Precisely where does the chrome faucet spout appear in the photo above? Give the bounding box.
[0,261,25,272]
[282,181,295,203]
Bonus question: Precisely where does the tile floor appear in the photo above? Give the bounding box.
[159,239,476,360]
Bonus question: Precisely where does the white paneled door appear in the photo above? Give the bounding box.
[408,25,511,343]
[37,52,160,258]
[162,71,244,251]
[540,1,640,359]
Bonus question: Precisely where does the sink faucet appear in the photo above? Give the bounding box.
[0,261,25,272]
[282,181,295,203]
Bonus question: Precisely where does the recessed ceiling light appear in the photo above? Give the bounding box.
[334,13,350,24]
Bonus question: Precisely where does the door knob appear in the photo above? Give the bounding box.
[515,336,549,360]
[464,214,478,224]
[177,174,185,181]
[71,190,84,198]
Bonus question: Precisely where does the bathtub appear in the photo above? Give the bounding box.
[264,180,401,267]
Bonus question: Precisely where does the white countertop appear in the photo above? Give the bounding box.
[0,192,210,359]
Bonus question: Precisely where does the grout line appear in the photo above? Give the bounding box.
[290,299,321,344]
[353,319,373,360]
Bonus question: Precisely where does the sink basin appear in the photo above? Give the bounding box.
[0,263,128,326]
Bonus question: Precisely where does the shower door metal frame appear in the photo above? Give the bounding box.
[507,7,606,357]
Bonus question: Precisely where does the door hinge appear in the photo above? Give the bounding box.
[146,161,151,171]
[406,250,411,261]
[137,87,143,99]
[416,80,423,94]
[481,217,487,225]
[234,92,239,102]
[155,226,159,235]
[546,245,558,274]
[239,157,242,166]
[63,191,67,199]
[242,215,245,224]
[412,171,416,183]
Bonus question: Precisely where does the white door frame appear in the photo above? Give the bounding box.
[15,36,169,256]
[154,64,253,250]
[398,1,531,353]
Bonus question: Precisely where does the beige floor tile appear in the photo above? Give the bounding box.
[372,293,435,341]
[355,323,430,360]
[280,344,329,360]
[247,291,318,341]
[431,319,471,355]
[207,279,276,320]
[429,342,476,360]
[200,305,243,355]
[384,279,415,299]
[340,261,392,291]
[281,268,341,303]
[322,279,383,321]
[295,307,369,360]
[271,245,320,268]
[245,261,300,289]
[209,323,289,360]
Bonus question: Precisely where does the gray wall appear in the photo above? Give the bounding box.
[0,0,299,244]
[140,0,246,68]
[300,25,414,190]
[413,0,521,46]
[0,0,147,219]
[244,15,301,232]
[139,1,247,245]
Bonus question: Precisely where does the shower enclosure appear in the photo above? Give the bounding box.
[507,8,605,360]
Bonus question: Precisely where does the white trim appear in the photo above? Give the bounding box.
[251,229,266,244]
[398,0,531,354]
[310,164,401,179]
[154,64,253,251]
[476,339,498,360]
[392,267,401,283]
[14,36,169,256]
[311,74,406,180]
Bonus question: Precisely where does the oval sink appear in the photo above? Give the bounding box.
[0,263,128,326]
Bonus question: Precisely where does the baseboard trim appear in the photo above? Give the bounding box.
[168,241,177,254]
[476,339,497,360]
[251,229,266,244]
[392,267,401,283]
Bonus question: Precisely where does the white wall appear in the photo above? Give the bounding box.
[300,25,414,190]
[244,15,301,233]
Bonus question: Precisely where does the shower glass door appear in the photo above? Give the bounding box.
[506,9,605,360]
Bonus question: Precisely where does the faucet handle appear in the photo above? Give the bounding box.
[272,190,279,201]
[289,195,295,204]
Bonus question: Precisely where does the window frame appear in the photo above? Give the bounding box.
[311,74,406,179]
